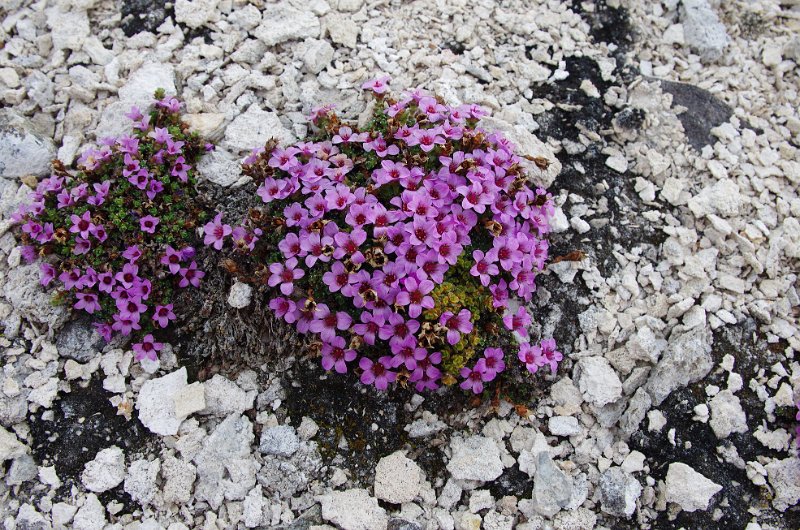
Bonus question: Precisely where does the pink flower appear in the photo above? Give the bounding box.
[470,249,499,286]
[476,348,505,381]
[203,213,232,250]
[361,76,391,94]
[74,292,101,314]
[394,275,434,318]
[518,342,539,374]
[321,336,357,374]
[269,297,298,323]
[359,356,397,390]
[268,257,305,296]
[133,334,163,362]
[153,304,176,328]
[390,336,427,370]
[122,245,142,262]
[178,261,205,288]
[439,309,473,345]
[69,211,95,239]
[111,312,141,336]
[40,263,56,286]
[503,306,531,336]
[160,245,184,274]
[140,215,159,234]
[310,303,352,342]
[537,338,562,373]
[459,365,485,394]
[353,310,386,345]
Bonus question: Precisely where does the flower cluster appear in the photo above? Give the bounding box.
[208,79,561,392]
[12,91,210,361]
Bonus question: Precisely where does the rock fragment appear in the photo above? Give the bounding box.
[81,446,125,493]
[665,463,721,512]
[136,368,189,436]
[446,435,503,482]
[374,451,423,504]
[319,488,388,530]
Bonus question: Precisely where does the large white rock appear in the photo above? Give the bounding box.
[680,0,730,62]
[479,116,561,188]
[174,0,220,28]
[574,356,623,407]
[72,493,106,530]
[302,39,335,74]
[446,435,503,482]
[124,458,160,506]
[645,327,713,406]
[0,426,27,462]
[599,467,641,518]
[686,178,744,219]
[254,5,320,46]
[223,106,296,154]
[202,374,254,417]
[374,451,423,504]
[708,390,748,439]
[665,463,721,512]
[318,488,388,530]
[46,7,90,50]
[81,446,126,493]
[193,414,258,509]
[0,109,57,179]
[765,457,800,512]
[136,367,189,436]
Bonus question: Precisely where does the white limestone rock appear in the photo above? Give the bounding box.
[765,457,800,511]
[173,382,206,421]
[259,425,299,457]
[374,451,423,504]
[302,39,335,74]
[228,281,253,308]
[81,446,125,493]
[0,426,26,462]
[665,463,722,512]
[193,414,258,509]
[136,367,189,436]
[574,356,623,407]
[254,6,321,46]
[223,106,296,154]
[645,327,713,406]
[318,488,389,530]
[174,0,220,29]
[599,467,641,518]
[73,493,106,530]
[202,374,254,417]
[0,109,56,179]
[680,0,730,62]
[708,390,748,439]
[46,7,90,51]
[447,435,504,482]
[124,459,160,506]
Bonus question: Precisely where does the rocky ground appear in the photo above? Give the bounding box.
[1,0,800,528]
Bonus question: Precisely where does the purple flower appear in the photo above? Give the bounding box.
[470,249,499,286]
[503,306,531,336]
[115,263,139,288]
[268,257,305,296]
[122,245,142,262]
[94,323,113,342]
[73,236,91,255]
[203,213,232,250]
[439,309,473,345]
[149,127,172,144]
[322,261,351,293]
[321,336,357,374]
[40,263,56,286]
[518,342,539,374]
[459,365,485,394]
[69,211,95,239]
[361,76,391,94]
[59,268,84,290]
[74,292,101,314]
[310,303,352,342]
[390,336,427,370]
[133,334,163,362]
[359,356,397,390]
[432,231,462,265]
[353,310,386,345]
[476,347,505,381]
[394,275,434,318]
[111,312,141,336]
[153,304,176,328]
[537,338,562,373]
[178,261,205,288]
[269,297,298,323]
[279,233,302,259]
[160,245,184,274]
[140,215,159,234]
[125,106,143,122]
[171,156,190,182]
